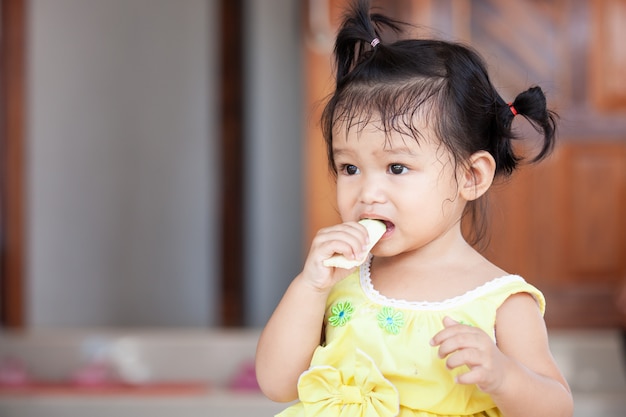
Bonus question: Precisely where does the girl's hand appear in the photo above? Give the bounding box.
[300,221,369,292]
[431,316,510,393]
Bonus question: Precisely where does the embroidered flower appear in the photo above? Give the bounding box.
[377,306,404,335]
[328,301,354,327]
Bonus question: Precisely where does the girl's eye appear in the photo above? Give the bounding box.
[389,164,408,175]
[342,164,360,175]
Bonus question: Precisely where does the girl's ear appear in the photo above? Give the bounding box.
[460,151,496,201]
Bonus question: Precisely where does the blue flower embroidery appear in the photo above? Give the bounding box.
[377,306,404,334]
[328,301,354,327]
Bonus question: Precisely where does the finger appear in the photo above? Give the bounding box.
[443,316,459,327]
[318,222,369,249]
[435,329,487,359]
[454,366,487,386]
[444,347,486,370]
[430,316,469,346]
[314,235,360,260]
[315,223,360,242]
[318,223,369,260]
[457,365,505,393]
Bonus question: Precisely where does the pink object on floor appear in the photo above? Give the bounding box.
[0,357,31,386]
[229,360,260,391]
[71,361,115,386]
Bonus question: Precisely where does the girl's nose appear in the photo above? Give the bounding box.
[359,177,386,205]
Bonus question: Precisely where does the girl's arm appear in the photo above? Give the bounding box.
[488,293,573,417]
[432,293,573,417]
[255,222,368,402]
[255,274,330,402]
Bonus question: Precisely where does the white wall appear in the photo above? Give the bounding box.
[244,0,304,326]
[27,0,218,326]
[25,0,304,328]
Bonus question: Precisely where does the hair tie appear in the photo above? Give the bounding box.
[370,37,380,48]
[508,103,518,116]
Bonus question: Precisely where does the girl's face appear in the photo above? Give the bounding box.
[333,121,469,259]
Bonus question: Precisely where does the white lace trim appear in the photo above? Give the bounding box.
[359,255,525,311]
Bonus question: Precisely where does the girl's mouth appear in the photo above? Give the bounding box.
[379,220,395,238]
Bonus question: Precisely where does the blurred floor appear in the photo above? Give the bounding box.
[549,328,626,417]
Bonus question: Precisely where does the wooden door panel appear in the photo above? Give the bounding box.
[591,0,626,109]
[565,144,626,278]
[486,142,626,327]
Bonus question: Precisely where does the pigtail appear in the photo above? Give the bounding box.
[334,0,378,81]
[323,0,404,172]
[508,86,557,163]
[333,0,403,88]
[491,86,557,177]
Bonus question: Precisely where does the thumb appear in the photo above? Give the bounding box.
[443,316,459,327]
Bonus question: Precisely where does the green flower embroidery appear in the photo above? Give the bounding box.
[328,301,354,327]
[377,306,405,335]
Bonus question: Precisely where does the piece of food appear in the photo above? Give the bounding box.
[323,219,387,269]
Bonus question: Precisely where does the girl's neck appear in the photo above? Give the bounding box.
[369,235,506,302]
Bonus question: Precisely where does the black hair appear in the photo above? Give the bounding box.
[321,0,557,246]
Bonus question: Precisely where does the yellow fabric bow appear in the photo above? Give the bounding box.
[295,346,399,417]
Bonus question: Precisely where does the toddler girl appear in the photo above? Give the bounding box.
[256,1,573,416]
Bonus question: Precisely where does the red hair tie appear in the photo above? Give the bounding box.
[508,102,518,116]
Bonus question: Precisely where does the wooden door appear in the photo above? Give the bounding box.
[303,0,626,328]
[0,0,26,328]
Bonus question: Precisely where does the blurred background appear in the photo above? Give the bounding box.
[1,0,625,416]
[2,0,625,330]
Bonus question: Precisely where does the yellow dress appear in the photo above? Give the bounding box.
[277,256,545,417]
